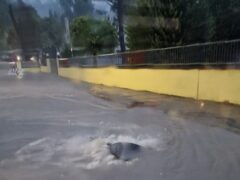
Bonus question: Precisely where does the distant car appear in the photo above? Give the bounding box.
[0,54,11,62]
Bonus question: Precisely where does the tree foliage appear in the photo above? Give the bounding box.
[0,0,65,51]
[61,44,72,58]
[180,0,214,44]
[127,0,182,50]
[209,0,240,40]
[71,17,117,55]
[0,0,10,31]
[7,27,20,49]
[0,0,11,49]
[10,0,42,49]
[126,0,240,50]
[40,10,64,49]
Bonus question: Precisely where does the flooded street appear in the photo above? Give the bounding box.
[0,64,240,180]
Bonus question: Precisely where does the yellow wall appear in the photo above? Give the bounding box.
[58,67,81,83]
[59,67,199,99]
[59,67,240,105]
[24,67,41,73]
[198,70,240,105]
[40,66,49,73]
[24,66,49,73]
[24,66,240,105]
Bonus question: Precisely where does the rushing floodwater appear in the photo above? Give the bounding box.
[0,63,240,180]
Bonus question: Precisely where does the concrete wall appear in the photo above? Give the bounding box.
[51,67,240,105]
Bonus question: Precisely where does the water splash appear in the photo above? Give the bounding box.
[14,134,164,170]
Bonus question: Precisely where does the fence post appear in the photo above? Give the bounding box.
[46,47,58,75]
[93,56,97,66]
[46,58,58,75]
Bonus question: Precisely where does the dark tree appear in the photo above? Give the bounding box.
[107,0,127,52]
[9,0,42,50]
[40,10,64,49]
[71,16,117,55]
[127,0,182,50]
[0,0,11,49]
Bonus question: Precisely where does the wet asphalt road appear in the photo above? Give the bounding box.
[0,62,240,180]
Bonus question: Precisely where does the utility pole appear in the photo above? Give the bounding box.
[117,0,126,52]
[104,0,126,52]
[64,17,73,57]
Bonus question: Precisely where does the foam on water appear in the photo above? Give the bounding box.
[15,138,56,163]
[14,134,164,169]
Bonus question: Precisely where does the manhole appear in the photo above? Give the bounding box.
[107,142,142,161]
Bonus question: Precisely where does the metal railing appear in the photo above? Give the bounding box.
[64,39,240,68]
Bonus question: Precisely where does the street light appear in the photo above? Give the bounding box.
[16,55,21,61]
